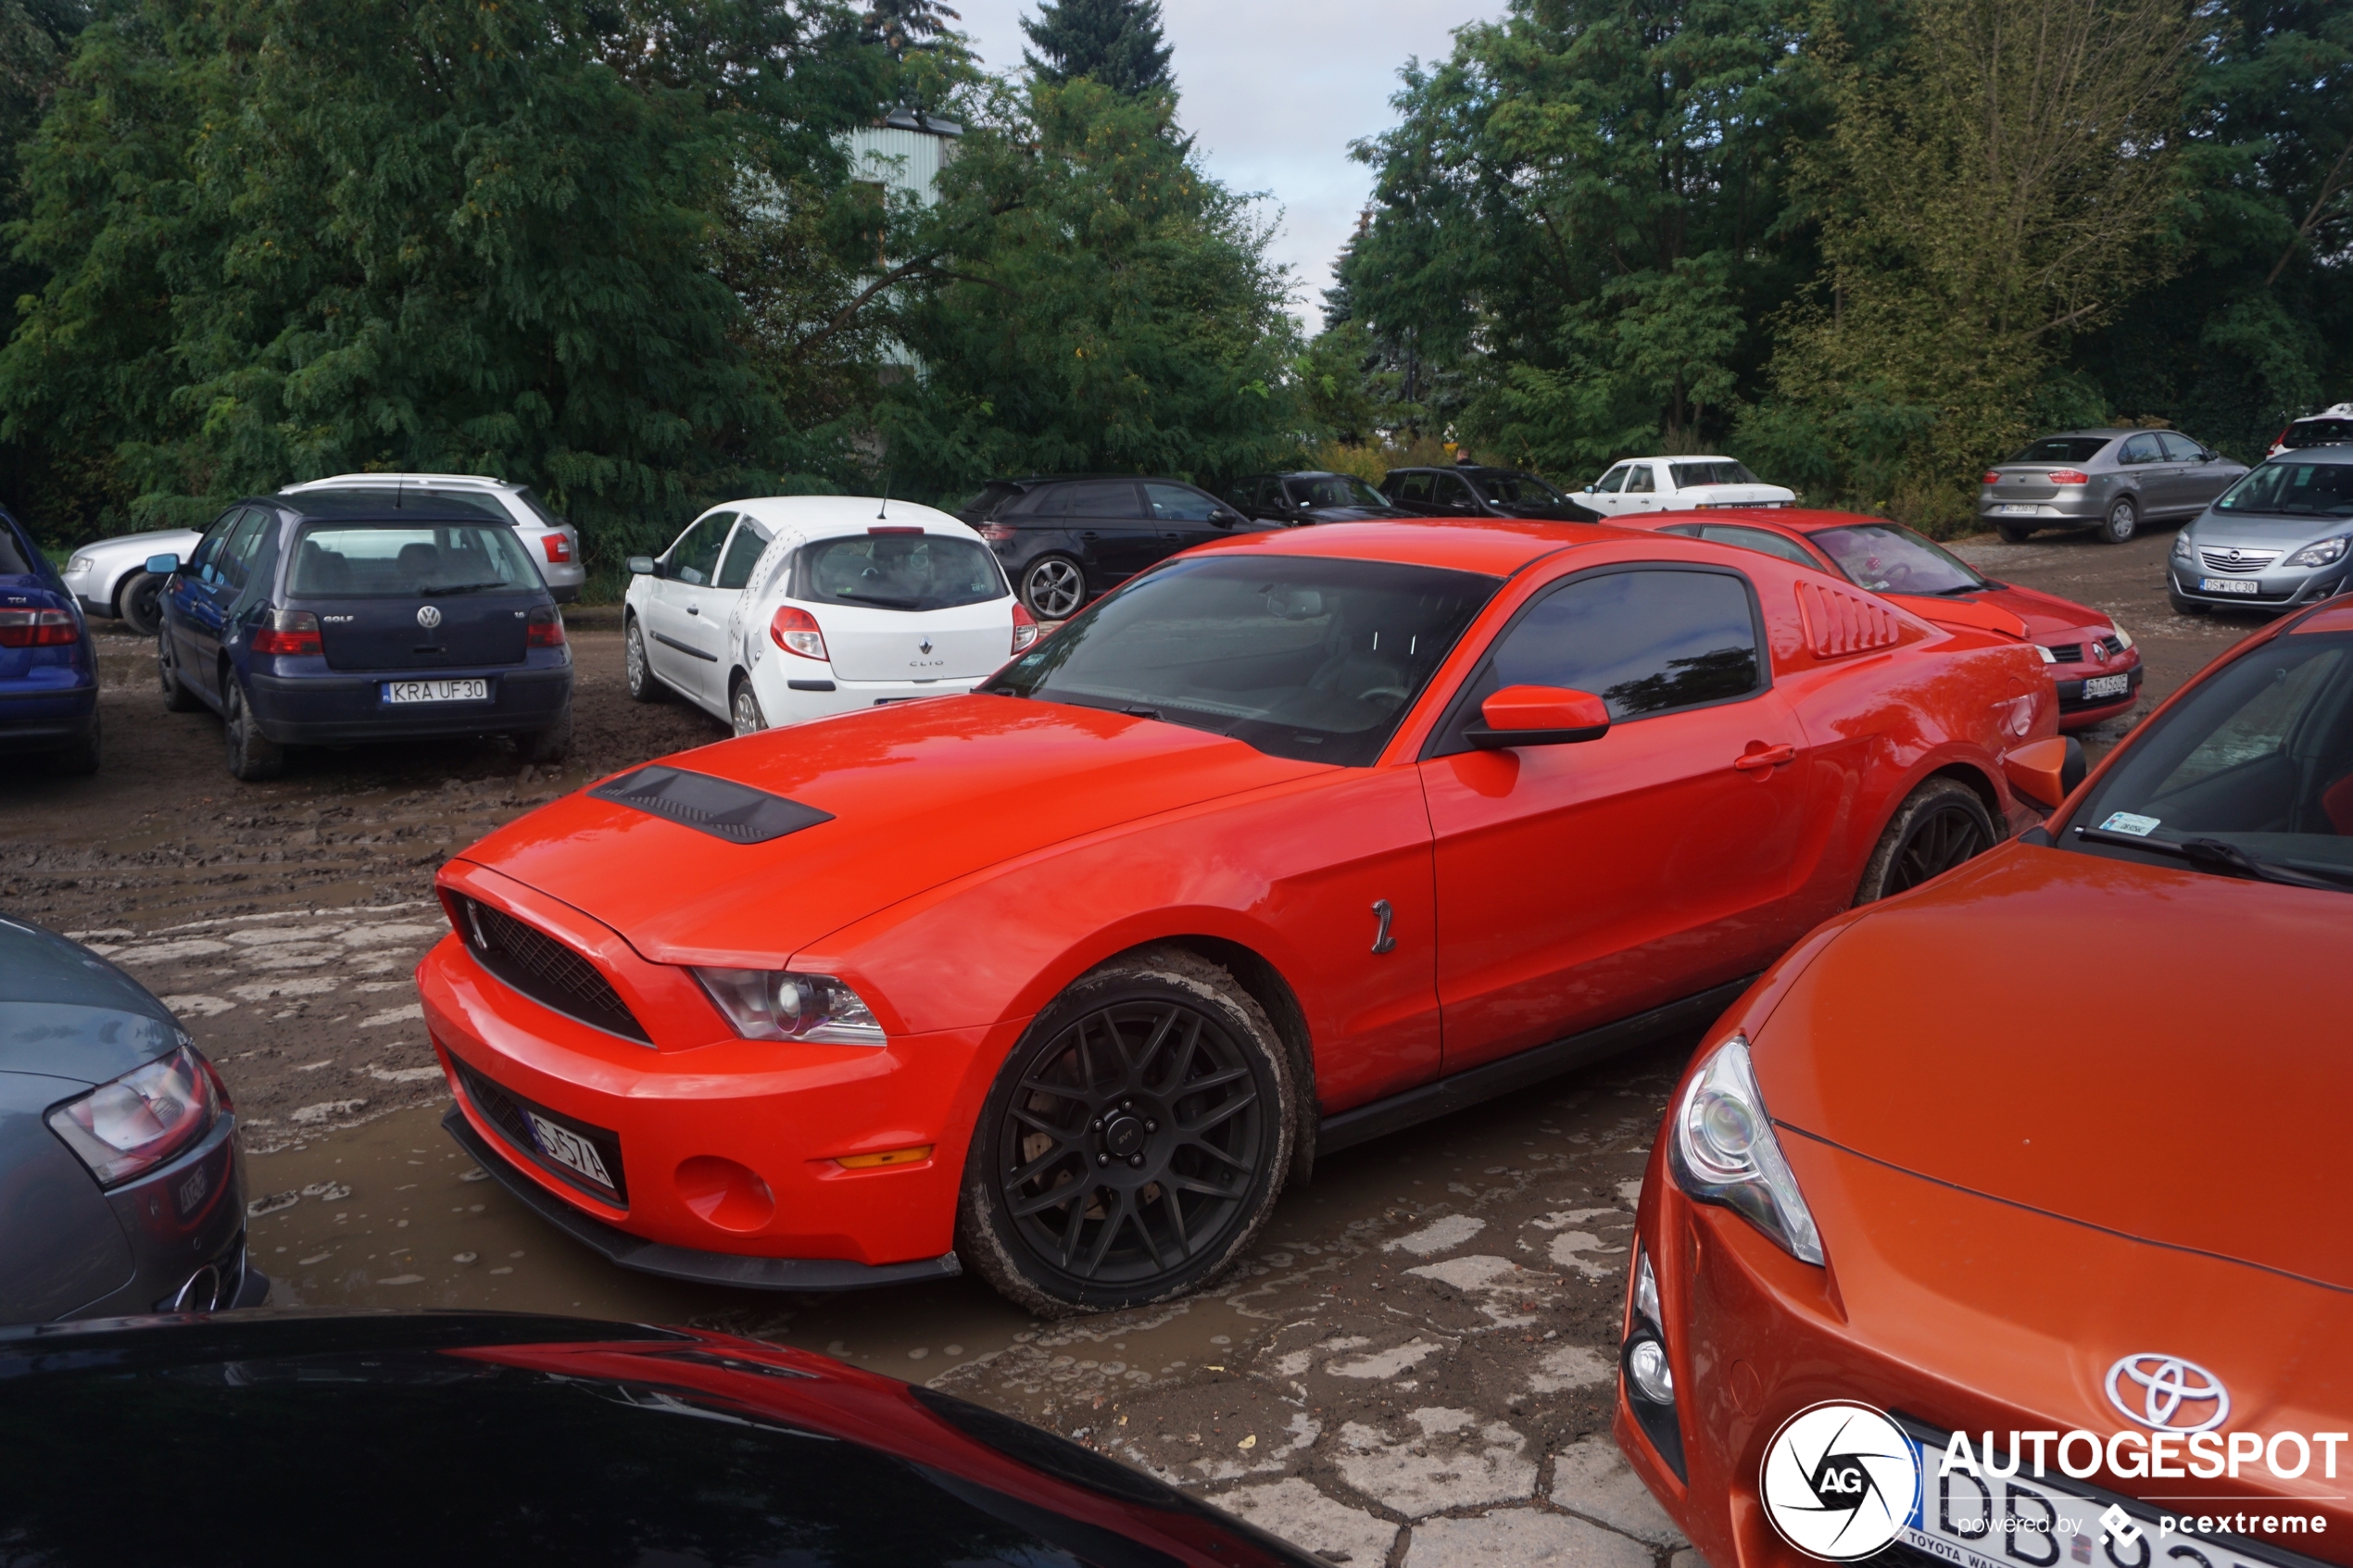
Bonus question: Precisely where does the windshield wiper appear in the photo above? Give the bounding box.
[1930,583,1990,596]
[419,580,513,595]
[2075,827,2353,891]
[831,592,925,609]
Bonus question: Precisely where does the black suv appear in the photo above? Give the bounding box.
[1226,470,1409,526]
[1379,465,1600,522]
[958,476,1263,621]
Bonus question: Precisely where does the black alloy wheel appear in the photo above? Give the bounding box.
[158,627,203,712]
[1854,778,1997,904]
[1021,556,1086,622]
[118,571,165,636]
[222,676,283,782]
[961,950,1292,1315]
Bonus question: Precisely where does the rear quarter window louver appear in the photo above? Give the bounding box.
[1795,581,1903,659]
[589,764,834,845]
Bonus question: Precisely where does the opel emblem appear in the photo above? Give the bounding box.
[919,637,934,655]
[417,605,443,630]
[2104,1354,2230,1433]
[2227,549,2246,562]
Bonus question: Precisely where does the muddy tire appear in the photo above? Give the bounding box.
[117,571,165,637]
[222,676,283,782]
[623,615,661,703]
[51,709,100,776]
[958,947,1294,1317]
[517,704,572,765]
[1854,778,1996,905]
[159,627,203,712]
[2098,496,2138,545]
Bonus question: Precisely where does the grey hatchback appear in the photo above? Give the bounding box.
[2168,447,2353,615]
[0,915,264,1320]
[1980,428,2246,544]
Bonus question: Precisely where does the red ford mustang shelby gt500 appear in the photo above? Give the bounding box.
[1617,598,2353,1567]
[418,520,2057,1313]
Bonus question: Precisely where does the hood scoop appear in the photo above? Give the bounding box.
[588,765,833,845]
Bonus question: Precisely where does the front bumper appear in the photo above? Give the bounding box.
[246,663,570,744]
[2053,659,2143,728]
[2170,563,2345,612]
[414,879,1020,1275]
[1617,1133,2353,1568]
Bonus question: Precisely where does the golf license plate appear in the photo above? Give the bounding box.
[1895,1420,2325,1568]
[2200,577,2262,596]
[384,678,489,703]
[2083,673,2131,699]
[526,1110,614,1191]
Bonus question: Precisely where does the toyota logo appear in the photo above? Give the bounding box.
[417,605,443,630]
[2105,1354,2230,1433]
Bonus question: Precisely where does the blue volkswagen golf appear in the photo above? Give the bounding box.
[149,490,574,781]
[0,503,99,774]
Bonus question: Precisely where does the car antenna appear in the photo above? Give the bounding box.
[876,477,891,521]
[396,478,403,509]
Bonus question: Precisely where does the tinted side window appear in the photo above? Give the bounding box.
[216,508,272,592]
[189,509,243,583]
[1699,525,1819,569]
[1437,568,1763,752]
[1144,483,1218,522]
[2158,433,2205,462]
[1436,474,1478,510]
[670,512,733,585]
[0,516,33,575]
[2120,433,2164,465]
[1396,474,1434,504]
[1063,481,1143,519]
[715,521,770,591]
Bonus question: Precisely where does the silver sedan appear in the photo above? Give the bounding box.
[1980,428,2246,544]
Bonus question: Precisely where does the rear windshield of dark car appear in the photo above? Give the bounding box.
[2215,460,2353,518]
[288,523,542,596]
[2284,420,2353,450]
[956,481,1028,521]
[0,523,31,575]
[2007,437,2113,465]
[985,555,1498,766]
[792,533,1005,611]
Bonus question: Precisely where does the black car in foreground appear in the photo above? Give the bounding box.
[147,489,574,781]
[0,1311,1323,1568]
[1378,464,1601,522]
[957,475,1265,621]
[0,915,263,1321]
[1226,470,1409,525]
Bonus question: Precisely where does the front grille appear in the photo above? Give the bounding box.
[2200,546,2279,573]
[453,1057,629,1206]
[2097,634,2125,659]
[457,896,650,1043]
[2042,642,2083,664]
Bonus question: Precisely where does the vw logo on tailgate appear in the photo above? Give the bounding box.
[417,605,443,630]
[2105,1353,2231,1433]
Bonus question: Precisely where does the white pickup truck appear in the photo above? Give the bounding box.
[1574,457,1795,518]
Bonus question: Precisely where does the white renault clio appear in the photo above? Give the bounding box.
[623,496,1036,734]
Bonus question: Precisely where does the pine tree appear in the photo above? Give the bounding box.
[1021,0,1173,95]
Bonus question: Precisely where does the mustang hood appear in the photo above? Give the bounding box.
[1753,843,2353,1290]
[453,696,1327,966]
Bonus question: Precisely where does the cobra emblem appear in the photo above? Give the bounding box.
[417,605,443,630]
[2104,1354,2230,1433]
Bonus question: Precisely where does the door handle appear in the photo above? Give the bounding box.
[1733,744,1796,771]
[686,606,698,616]
[1080,531,1100,540]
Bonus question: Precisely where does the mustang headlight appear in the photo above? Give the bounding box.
[2292,536,2349,568]
[693,968,885,1046]
[1668,1035,1824,1264]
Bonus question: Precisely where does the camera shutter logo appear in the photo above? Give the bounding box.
[1759,1400,1920,1561]
[2105,1355,2229,1434]
[417,605,443,631]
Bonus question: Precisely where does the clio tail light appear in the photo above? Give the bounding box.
[1012,602,1039,653]
[770,607,828,661]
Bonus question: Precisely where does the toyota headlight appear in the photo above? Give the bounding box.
[1668,1035,1824,1264]
[693,968,885,1046]
[2292,536,2349,569]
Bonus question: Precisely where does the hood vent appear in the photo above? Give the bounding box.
[589,764,834,845]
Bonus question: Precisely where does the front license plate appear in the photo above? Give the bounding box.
[2083,673,2131,698]
[2199,577,2262,596]
[526,1110,613,1191]
[384,678,490,704]
[1897,1421,2326,1568]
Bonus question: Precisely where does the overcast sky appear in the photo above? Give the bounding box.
[946,0,1504,332]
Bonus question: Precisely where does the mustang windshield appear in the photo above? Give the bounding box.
[986,556,1498,766]
[1811,523,1989,596]
[2066,627,2353,892]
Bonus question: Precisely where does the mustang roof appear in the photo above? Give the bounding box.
[1185,517,1637,577]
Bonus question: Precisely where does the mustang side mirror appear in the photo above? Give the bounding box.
[626,556,659,577]
[2003,735,2087,809]
[1466,684,1611,749]
[145,553,181,575]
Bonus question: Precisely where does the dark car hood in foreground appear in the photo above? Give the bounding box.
[1752,843,2353,1290]
[0,1311,1317,1568]
[459,695,1328,966]
[0,916,183,1087]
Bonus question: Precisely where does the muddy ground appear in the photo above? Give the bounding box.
[0,522,2267,1566]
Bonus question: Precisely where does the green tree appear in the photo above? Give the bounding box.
[871,76,1299,501]
[0,0,90,530]
[0,0,886,557]
[1021,0,1173,95]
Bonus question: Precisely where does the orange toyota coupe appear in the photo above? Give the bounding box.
[1619,598,2353,1568]
[418,520,2055,1312]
